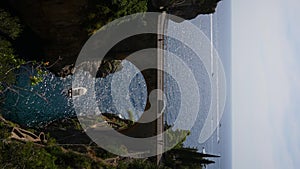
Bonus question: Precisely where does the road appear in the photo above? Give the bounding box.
[156,11,167,165]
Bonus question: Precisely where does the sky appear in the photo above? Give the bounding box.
[232,0,300,169]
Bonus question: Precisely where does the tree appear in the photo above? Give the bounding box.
[0,9,23,90]
[86,0,148,34]
[0,9,46,102]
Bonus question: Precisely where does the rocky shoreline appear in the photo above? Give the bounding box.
[1,1,222,168]
[0,113,215,168]
[2,0,221,77]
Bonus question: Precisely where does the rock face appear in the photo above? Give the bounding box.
[152,0,221,21]
[5,0,220,75]
[96,60,123,78]
[7,0,89,74]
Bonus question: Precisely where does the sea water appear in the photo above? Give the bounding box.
[2,1,231,168]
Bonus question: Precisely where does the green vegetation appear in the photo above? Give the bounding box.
[0,115,209,169]
[0,116,151,168]
[0,9,22,40]
[0,142,57,168]
[0,9,25,92]
[0,8,46,99]
[0,2,219,168]
[86,0,148,34]
[166,128,190,149]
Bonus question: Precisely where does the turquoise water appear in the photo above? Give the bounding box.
[2,2,231,168]
[2,61,148,127]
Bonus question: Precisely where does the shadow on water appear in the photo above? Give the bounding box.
[14,27,45,61]
[2,60,148,127]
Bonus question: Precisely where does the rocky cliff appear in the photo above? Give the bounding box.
[152,0,221,21]
[6,0,89,73]
[4,0,220,75]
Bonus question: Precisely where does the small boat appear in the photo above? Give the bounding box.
[117,113,125,119]
[68,87,88,97]
[202,147,206,154]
